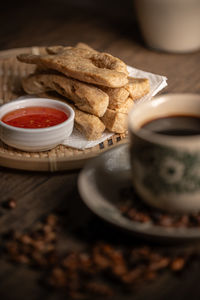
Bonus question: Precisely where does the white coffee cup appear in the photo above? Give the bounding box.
[128,93,200,213]
[134,0,200,53]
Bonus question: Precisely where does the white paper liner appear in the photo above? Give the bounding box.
[63,128,114,150]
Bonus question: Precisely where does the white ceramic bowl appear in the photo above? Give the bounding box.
[0,98,74,152]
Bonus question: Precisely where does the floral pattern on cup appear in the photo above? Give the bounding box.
[131,143,200,195]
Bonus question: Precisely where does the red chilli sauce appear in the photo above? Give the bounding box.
[1,106,68,129]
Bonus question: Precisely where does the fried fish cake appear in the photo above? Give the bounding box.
[101,108,128,133]
[22,73,109,117]
[125,77,150,100]
[17,47,128,88]
[37,92,106,140]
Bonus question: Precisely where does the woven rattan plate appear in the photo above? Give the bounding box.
[0,47,127,171]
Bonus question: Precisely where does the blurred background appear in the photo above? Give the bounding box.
[0,0,140,50]
[0,0,199,93]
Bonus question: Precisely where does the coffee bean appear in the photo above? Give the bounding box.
[170,257,186,271]
[122,268,144,284]
[3,198,17,209]
[148,257,170,271]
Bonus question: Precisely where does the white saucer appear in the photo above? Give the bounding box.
[78,144,200,241]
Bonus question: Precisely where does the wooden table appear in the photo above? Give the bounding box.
[0,1,200,299]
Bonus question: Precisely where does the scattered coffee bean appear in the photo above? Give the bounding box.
[170,257,186,271]
[2,198,17,209]
[148,257,170,271]
[2,212,192,299]
[118,187,200,228]
[121,268,144,284]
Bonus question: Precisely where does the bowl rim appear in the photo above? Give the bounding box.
[0,97,75,133]
[128,93,200,146]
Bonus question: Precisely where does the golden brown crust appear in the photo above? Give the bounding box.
[74,43,128,75]
[101,109,128,133]
[125,77,150,100]
[102,86,129,107]
[17,47,128,88]
[101,97,134,133]
[36,92,105,140]
[101,77,150,107]
[46,43,97,55]
[71,105,105,140]
[110,97,134,113]
[75,42,97,53]
[22,73,109,117]
[45,45,69,55]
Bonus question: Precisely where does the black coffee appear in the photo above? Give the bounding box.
[141,115,200,136]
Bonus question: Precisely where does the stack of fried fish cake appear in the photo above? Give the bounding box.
[17,43,150,140]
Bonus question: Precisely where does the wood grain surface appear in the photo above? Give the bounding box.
[0,1,200,299]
